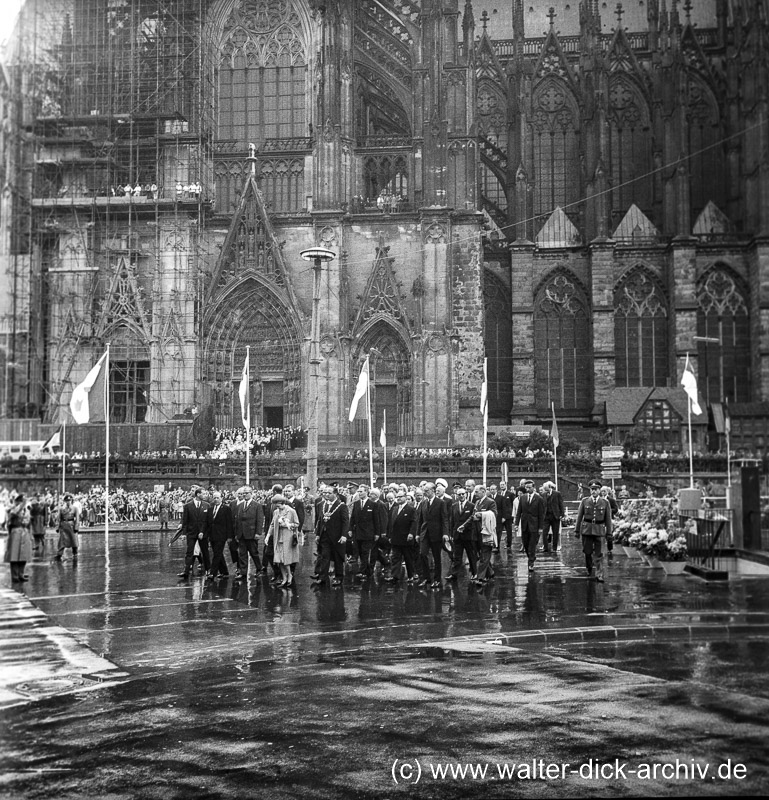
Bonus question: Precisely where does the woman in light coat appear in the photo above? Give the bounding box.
[266,495,300,588]
[4,495,32,584]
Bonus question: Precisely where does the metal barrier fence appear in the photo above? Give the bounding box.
[680,508,733,572]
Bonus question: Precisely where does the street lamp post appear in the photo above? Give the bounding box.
[300,247,336,496]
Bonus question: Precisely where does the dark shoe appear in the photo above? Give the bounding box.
[19,576,29,582]
[331,579,342,586]
[445,574,457,581]
[54,554,62,561]
[177,572,189,579]
[528,565,534,573]
[430,581,441,589]
[418,579,429,587]
[383,576,396,583]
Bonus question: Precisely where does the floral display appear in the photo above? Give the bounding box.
[613,497,689,562]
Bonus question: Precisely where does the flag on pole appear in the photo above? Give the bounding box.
[723,398,731,436]
[349,359,369,421]
[42,426,62,453]
[379,409,387,448]
[681,355,703,415]
[480,358,488,418]
[69,351,108,424]
[550,402,559,448]
[238,354,250,429]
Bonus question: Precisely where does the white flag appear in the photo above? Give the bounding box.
[69,352,107,424]
[379,409,387,449]
[480,358,488,417]
[239,355,250,429]
[348,359,369,422]
[42,426,62,452]
[681,355,703,416]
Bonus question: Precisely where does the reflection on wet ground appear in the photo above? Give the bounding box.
[9,529,769,677]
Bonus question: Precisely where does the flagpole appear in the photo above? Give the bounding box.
[105,343,110,543]
[366,356,374,487]
[245,345,250,487]
[686,352,694,489]
[382,408,387,486]
[482,358,488,487]
[552,402,559,490]
[61,419,66,496]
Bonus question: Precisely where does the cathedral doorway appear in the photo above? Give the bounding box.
[351,324,412,443]
[203,278,302,429]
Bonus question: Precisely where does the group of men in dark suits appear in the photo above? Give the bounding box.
[172,475,569,587]
[173,483,305,582]
[309,475,566,588]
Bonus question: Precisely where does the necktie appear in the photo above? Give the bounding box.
[214,505,219,518]
[325,502,331,514]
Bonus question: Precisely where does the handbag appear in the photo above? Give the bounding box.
[291,532,298,547]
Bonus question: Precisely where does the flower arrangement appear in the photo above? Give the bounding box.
[612,519,641,545]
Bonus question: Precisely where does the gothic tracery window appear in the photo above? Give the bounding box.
[686,74,725,218]
[218,1,307,147]
[614,268,668,387]
[696,266,750,403]
[534,271,591,411]
[528,79,581,225]
[608,76,652,228]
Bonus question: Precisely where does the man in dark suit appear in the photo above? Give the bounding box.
[178,486,210,579]
[313,485,350,586]
[542,480,565,552]
[283,484,305,533]
[414,482,450,588]
[495,481,515,549]
[234,485,264,580]
[206,490,234,579]
[447,487,477,580]
[348,484,380,579]
[385,488,417,583]
[368,488,390,576]
[515,478,545,572]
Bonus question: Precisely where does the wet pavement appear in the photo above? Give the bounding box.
[1,527,768,797]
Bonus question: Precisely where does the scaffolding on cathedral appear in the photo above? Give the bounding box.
[1,0,215,424]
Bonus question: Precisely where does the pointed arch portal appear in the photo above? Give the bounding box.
[351,322,412,443]
[204,279,302,428]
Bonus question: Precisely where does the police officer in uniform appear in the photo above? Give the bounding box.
[574,479,613,582]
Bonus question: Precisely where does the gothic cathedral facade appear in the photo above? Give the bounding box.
[0,0,767,447]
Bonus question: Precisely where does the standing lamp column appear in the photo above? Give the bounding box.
[300,247,336,495]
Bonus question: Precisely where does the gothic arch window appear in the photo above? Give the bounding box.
[484,271,513,418]
[534,271,591,411]
[476,81,507,150]
[528,78,581,225]
[686,74,725,218]
[614,267,668,387]
[351,324,412,442]
[696,266,750,403]
[608,76,652,228]
[217,1,307,147]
